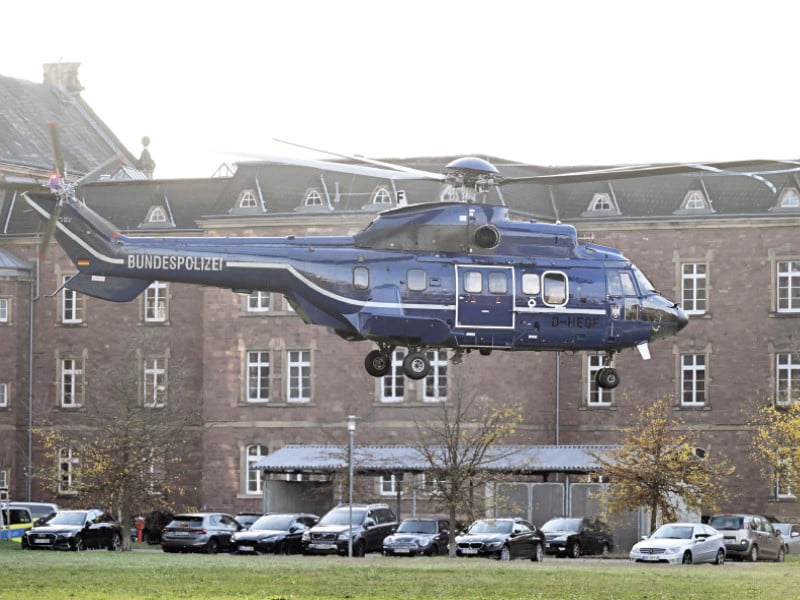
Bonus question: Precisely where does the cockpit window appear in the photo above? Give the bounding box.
[632,267,657,294]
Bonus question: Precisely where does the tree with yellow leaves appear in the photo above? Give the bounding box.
[593,395,733,532]
[749,399,800,498]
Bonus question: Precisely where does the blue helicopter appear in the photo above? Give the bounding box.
[25,134,790,386]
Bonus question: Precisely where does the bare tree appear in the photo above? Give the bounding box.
[413,371,523,557]
[34,331,200,550]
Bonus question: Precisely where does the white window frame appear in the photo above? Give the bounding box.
[58,447,78,494]
[380,350,405,403]
[0,298,8,323]
[143,357,167,407]
[0,382,7,407]
[372,187,393,205]
[587,355,612,407]
[238,189,258,208]
[147,206,168,223]
[776,352,800,406]
[778,187,800,209]
[0,469,6,489]
[144,281,168,322]
[246,351,270,403]
[680,353,706,407]
[681,262,707,316]
[682,190,708,210]
[61,275,83,324]
[777,261,800,313]
[287,350,311,403]
[61,358,83,408]
[380,472,404,496]
[246,444,268,494]
[588,193,613,212]
[304,189,323,207]
[247,291,270,313]
[423,350,448,403]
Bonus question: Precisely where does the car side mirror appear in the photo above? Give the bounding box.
[364,518,376,529]
[792,531,800,538]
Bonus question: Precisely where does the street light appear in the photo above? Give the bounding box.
[347,415,356,558]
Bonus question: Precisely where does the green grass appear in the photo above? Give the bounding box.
[2,541,799,599]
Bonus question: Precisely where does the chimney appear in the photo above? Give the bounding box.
[42,62,84,95]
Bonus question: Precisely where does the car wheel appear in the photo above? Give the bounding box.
[426,544,438,557]
[108,532,122,551]
[714,549,725,565]
[777,547,785,563]
[499,545,511,561]
[206,539,219,555]
[747,545,758,562]
[600,543,610,557]
[682,550,692,564]
[73,536,86,552]
[531,542,544,562]
[569,541,581,559]
[353,540,366,557]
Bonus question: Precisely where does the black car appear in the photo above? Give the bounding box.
[230,513,318,554]
[161,512,242,553]
[455,518,544,561]
[21,509,122,551]
[234,513,263,530]
[302,503,397,556]
[541,516,614,558]
[382,517,450,556]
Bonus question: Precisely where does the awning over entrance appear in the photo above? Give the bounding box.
[256,444,617,476]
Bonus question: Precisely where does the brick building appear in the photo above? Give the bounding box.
[2,66,800,524]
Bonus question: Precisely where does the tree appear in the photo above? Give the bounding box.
[34,333,200,550]
[413,371,523,557]
[749,399,800,498]
[593,395,733,532]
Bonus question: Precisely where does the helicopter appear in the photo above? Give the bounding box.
[22,133,799,386]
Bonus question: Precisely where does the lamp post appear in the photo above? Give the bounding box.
[347,415,356,558]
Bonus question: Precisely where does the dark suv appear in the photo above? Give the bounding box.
[161,512,242,554]
[301,503,397,556]
[541,516,614,558]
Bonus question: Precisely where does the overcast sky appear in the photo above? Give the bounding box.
[3,1,799,179]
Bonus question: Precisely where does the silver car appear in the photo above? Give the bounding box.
[708,514,786,562]
[773,523,800,554]
[630,523,725,565]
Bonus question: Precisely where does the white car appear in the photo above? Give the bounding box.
[630,523,726,565]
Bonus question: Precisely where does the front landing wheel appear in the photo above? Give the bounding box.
[403,352,430,380]
[364,350,391,377]
[596,367,620,389]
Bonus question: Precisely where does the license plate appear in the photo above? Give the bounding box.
[395,548,410,554]
[311,543,337,550]
[239,545,254,552]
[462,548,478,555]
[33,539,49,544]
[172,531,190,537]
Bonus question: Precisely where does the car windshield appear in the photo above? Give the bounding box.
[468,520,513,534]
[251,515,293,530]
[652,525,694,540]
[708,516,743,531]
[319,509,366,526]
[397,520,437,534]
[541,518,581,532]
[46,512,87,526]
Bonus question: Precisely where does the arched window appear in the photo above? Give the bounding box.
[304,190,323,206]
[372,187,393,205]
[238,190,258,208]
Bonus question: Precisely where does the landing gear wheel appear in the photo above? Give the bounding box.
[403,352,430,380]
[364,350,391,377]
[596,367,620,389]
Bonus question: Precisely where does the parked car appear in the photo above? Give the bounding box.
[773,523,800,554]
[230,513,318,554]
[301,503,397,556]
[630,522,726,565]
[541,516,614,558]
[20,509,121,551]
[234,513,262,530]
[2,501,58,526]
[382,517,450,556]
[708,513,786,562]
[142,509,173,544]
[161,512,242,554]
[455,518,544,561]
[0,505,33,542]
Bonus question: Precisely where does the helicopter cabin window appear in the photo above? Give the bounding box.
[407,269,427,292]
[522,273,540,296]
[488,271,508,295]
[304,189,323,207]
[353,267,369,290]
[542,272,568,306]
[238,189,258,209]
[372,187,393,205]
[463,271,483,294]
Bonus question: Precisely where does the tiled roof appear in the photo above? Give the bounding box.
[0,247,30,276]
[255,444,615,474]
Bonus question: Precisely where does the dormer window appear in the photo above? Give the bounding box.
[372,187,393,205]
[305,189,323,206]
[779,187,800,209]
[238,189,258,209]
[147,207,167,223]
[588,193,613,212]
[140,205,174,229]
[683,190,708,210]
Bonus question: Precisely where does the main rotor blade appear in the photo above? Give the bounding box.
[273,138,447,182]
[38,202,62,260]
[48,122,65,178]
[73,153,126,187]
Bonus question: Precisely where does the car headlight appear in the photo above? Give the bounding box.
[384,536,395,544]
[259,535,280,543]
[418,538,432,546]
[301,531,310,541]
[485,541,503,550]
[664,547,680,554]
[338,531,353,541]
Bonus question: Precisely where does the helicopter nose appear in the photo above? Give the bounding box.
[675,305,689,332]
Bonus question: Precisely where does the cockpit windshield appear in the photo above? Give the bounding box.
[632,267,657,294]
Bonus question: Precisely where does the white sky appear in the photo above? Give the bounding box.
[3,1,799,179]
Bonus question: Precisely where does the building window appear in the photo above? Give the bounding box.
[304,190,323,207]
[777,261,800,313]
[0,469,6,489]
[58,448,78,494]
[147,206,168,223]
[246,444,268,494]
[776,352,800,406]
[681,263,707,316]
[287,350,311,403]
[680,353,706,406]
[380,472,404,495]
[61,358,83,408]
[588,193,613,212]
[145,449,166,495]
[247,291,270,313]
[143,357,167,407]
[587,355,612,407]
[61,276,84,324]
[380,350,405,403]
[0,298,8,323]
[778,187,800,209]
[372,187,393,205]
[0,382,7,407]
[246,351,270,403]
[238,189,258,208]
[144,281,168,322]
[423,350,448,403]
[682,190,708,210]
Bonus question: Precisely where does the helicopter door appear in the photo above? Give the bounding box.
[455,265,515,328]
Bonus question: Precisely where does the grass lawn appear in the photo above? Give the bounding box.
[2,541,799,599]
